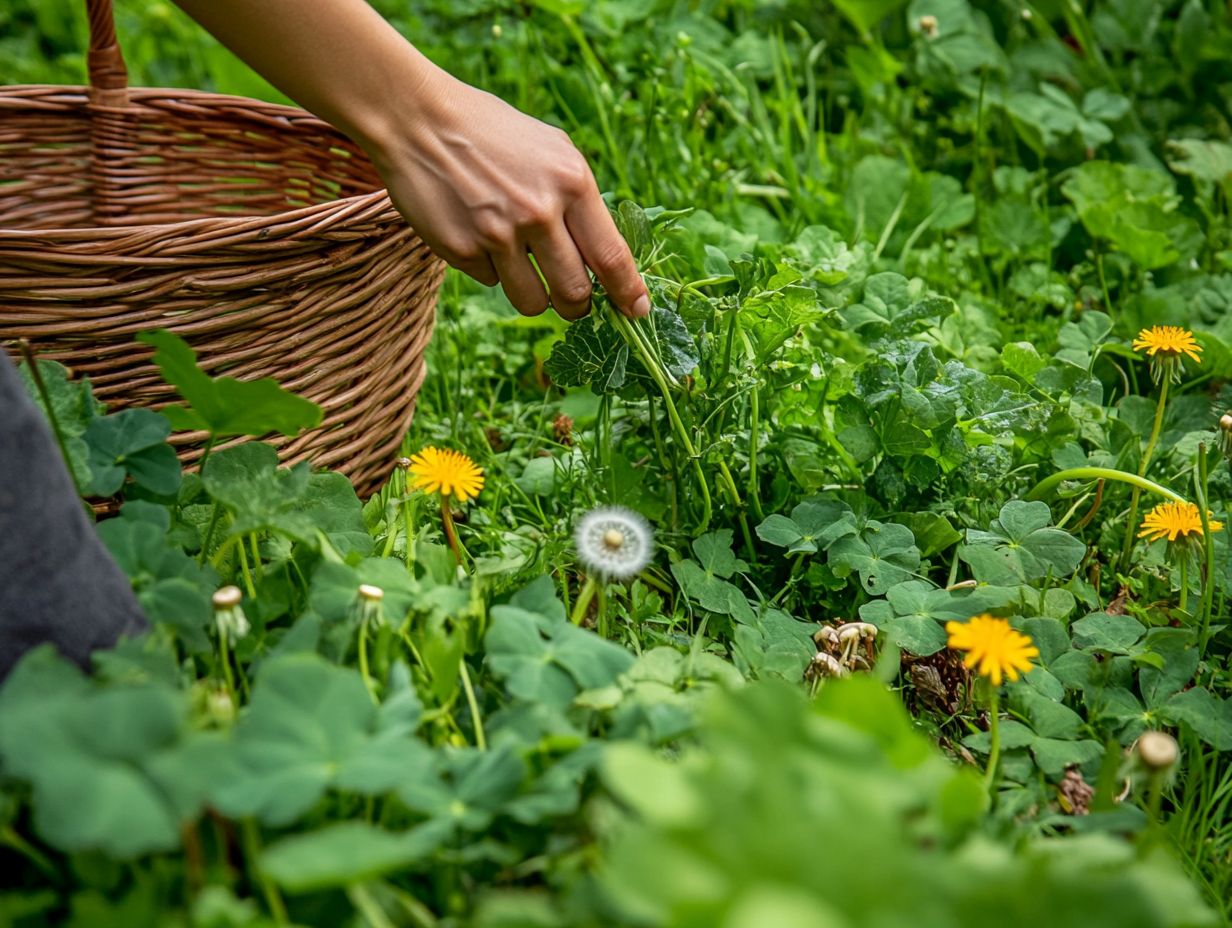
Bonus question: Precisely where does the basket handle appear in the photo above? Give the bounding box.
[86,0,129,106]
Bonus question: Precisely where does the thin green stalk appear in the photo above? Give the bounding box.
[747,379,764,522]
[0,825,58,881]
[217,631,238,707]
[198,501,222,566]
[349,883,397,928]
[440,499,466,568]
[1026,467,1185,505]
[1178,554,1189,616]
[235,535,257,599]
[358,620,378,704]
[19,341,83,498]
[1195,446,1218,656]
[241,819,288,924]
[571,576,600,626]
[984,686,1001,794]
[611,312,713,526]
[1120,376,1172,572]
[458,658,486,751]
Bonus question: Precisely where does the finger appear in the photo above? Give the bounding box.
[491,248,550,316]
[565,188,649,318]
[528,226,593,321]
[454,255,499,288]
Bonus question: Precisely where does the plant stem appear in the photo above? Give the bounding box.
[235,535,257,599]
[571,576,600,626]
[198,501,222,566]
[19,340,83,498]
[358,619,378,704]
[1178,554,1189,615]
[403,471,417,570]
[441,498,464,567]
[1026,467,1185,505]
[241,818,288,924]
[458,658,487,751]
[0,825,58,881]
[617,314,712,525]
[217,631,238,707]
[1119,376,1172,573]
[1195,445,1218,657]
[984,686,1001,795]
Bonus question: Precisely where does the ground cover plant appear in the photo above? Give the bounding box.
[3,0,1232,924]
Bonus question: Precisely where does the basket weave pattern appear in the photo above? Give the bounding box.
[0,0,444,495]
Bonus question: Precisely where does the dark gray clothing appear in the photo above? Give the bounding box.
[0,349,147,676]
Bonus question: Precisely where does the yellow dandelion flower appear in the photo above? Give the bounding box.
[1137,501,1222,543]
[1132,326,1202,364]
[945,614,1038,687]
[407,447,484,503]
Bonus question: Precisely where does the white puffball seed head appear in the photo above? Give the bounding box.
[1137,730,1179,771]
[575,506,654,580]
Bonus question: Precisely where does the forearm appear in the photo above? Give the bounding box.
[170,0,650,319]
[169,0,441,159]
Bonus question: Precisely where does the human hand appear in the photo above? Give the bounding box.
[369,71,649,321]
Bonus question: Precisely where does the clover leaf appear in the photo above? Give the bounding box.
[962,501,1085,584]
[755,500,857,554]
[209,654,434,826]
[828,520,922,595]
[83,408,181,497]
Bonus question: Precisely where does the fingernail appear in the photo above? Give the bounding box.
[631,294,651,318]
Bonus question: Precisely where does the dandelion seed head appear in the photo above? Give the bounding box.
[575,506,654,580]
[1136,730,1179,772]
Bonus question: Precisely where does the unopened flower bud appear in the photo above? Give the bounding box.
[353,584,387,627]
[918,14,938,37]
[207,687,236,724]
[1220,413,1232,432]
[212,586,250,642]
[1136,730,1179,772]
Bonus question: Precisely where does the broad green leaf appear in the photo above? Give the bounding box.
[137,330,322,438]
[0,649,187,857]
[963,501,1086,583]
[831,0,907,34]
[1062,162,1201,269]
[1071,613,1146,653]
[840,272,954,335]
[755,501,856,554]
[1161,688,1232,749]
[84,408,180,497]
[97,506,218,653]
[828,521,921,595]
[261,821,449,893]
[210,654,435,825]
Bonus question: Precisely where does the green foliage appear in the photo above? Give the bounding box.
[8,0,1232,921]
[137,330,322,439]
[596,679,1214,928]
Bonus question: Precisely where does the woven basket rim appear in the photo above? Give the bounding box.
[0,82,393,241]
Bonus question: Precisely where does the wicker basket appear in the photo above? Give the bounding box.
[0,0,444,496]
